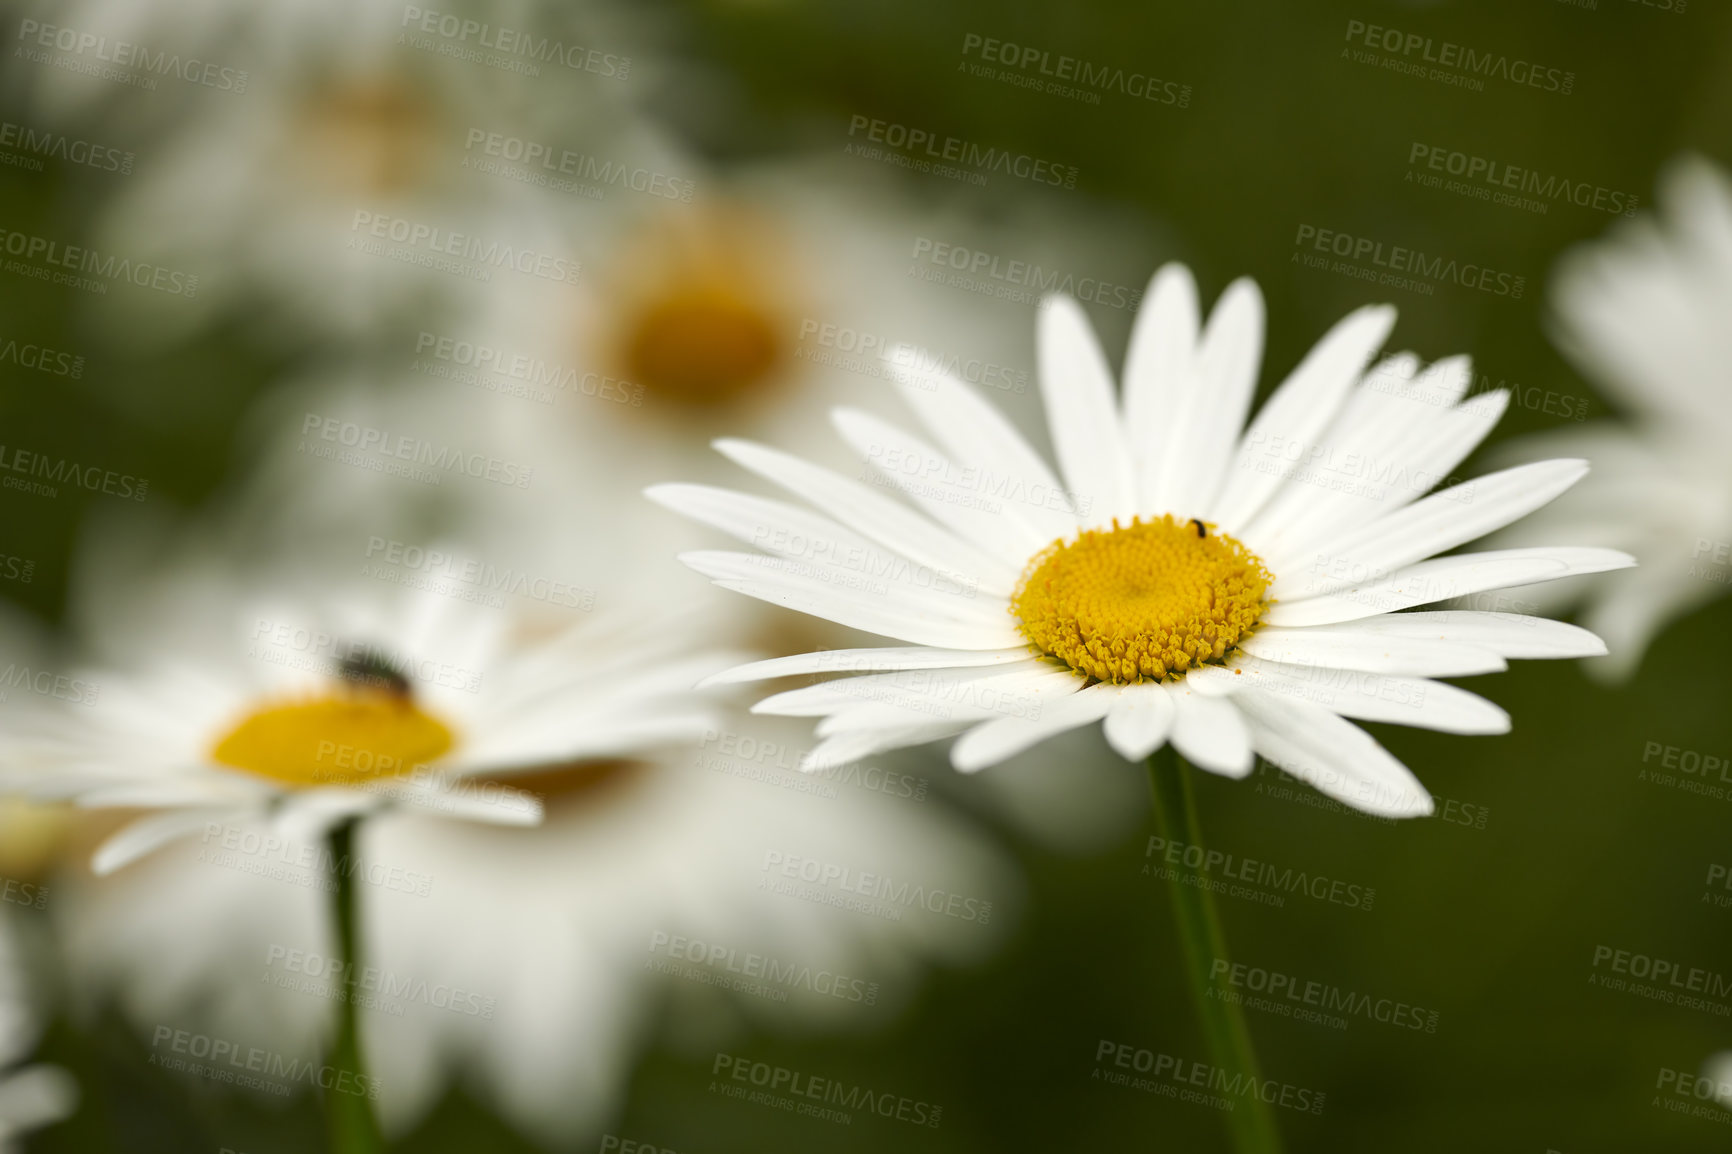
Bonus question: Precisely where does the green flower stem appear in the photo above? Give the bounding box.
[325,818,385,1154]
[1147,747,1282,1154]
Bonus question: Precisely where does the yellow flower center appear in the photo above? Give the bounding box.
[605,203,792,410]
[623,286,784,407]
[210,691,455,788]
[1011,515,1272,683]
[295,75,437,197]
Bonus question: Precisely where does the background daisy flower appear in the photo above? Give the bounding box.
[1489,155,1732,680]
[0,513,744,874]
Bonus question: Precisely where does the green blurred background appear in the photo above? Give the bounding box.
[6,0,1732,1150]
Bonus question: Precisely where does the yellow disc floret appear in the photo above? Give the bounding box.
[210,691,455,788]
[1011,514,1272,684]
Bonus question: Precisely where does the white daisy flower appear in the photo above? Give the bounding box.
[1489,155,1732,680]
[37,526,1009,1143]
[654,264,1634,817]
[0,517,742,875]
[41,0,653,345]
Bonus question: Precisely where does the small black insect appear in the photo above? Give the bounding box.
[1190,519,1208,539]
[337,649,412,698]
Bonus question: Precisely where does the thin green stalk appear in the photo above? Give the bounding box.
[325,818,385,1154]
[1147,747,1282,1154]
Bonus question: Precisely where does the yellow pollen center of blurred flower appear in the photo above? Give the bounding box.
[623,286,784,407]
[297,76,436,196]
[1011,515,1272,684]
[210,693,455,788]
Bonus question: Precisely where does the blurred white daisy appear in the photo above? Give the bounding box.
[1489,155,1732,680]
[0,516,743,875]
[34,0,664,345]
[657,264,1633,817]
[0,913,75,1152]
[40,526,1009,1144]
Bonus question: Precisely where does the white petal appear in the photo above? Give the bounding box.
[1251,376,1507,562]
[888,350,1081,541]
[1123,264,1201,510]
[1239,627,1507,677]
[1208,656,1510,735]
[0,1066,77,1132]
[1339,611,1608,659]
[680,550,1006,625]
[1102,683,1177,761]
[832,408,1046,564]
[1165,278,1265,518]
[1261,547,1637,627]
[680,553,1023,650]
[801,720,975,772]
[389,775,543,826]
[1038,295,1136,524]
[1273,458,1591,601]
[949,681,1112,772]
[1212,304,1397,529]
[92,807,238,875]
[713,438,1018,591]
[700,647,1033,687]
[754,661,1060,719]
[1166,683,1254,777]
[1233,689,1433,817]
